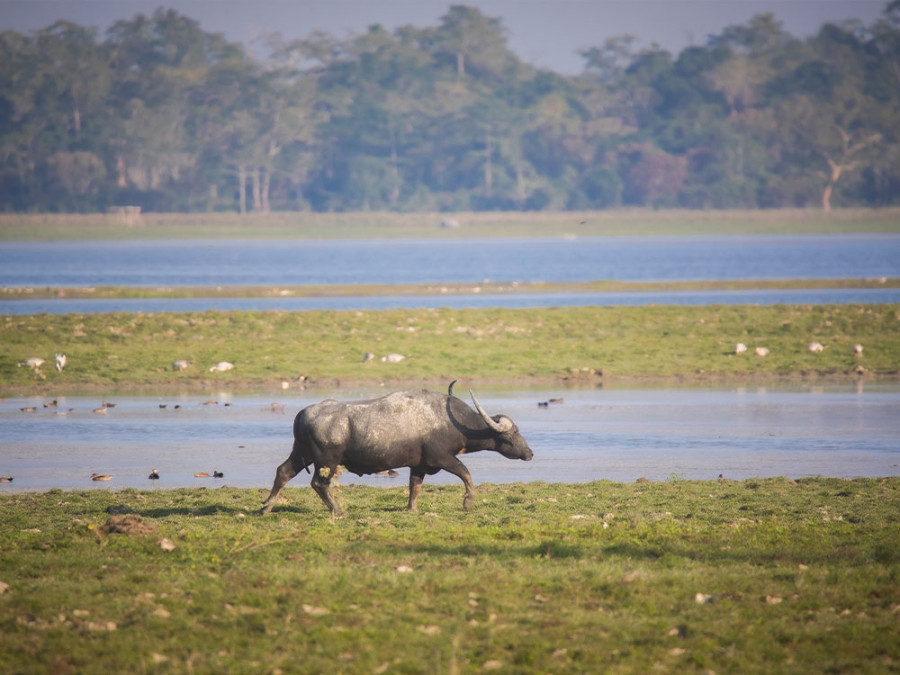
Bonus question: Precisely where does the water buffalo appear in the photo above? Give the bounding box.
[261,381,533,513]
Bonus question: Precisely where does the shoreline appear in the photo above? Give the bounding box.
[3,369,896,399]
[3,277,899,300]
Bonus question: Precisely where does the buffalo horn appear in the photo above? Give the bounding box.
[469,389,509,433]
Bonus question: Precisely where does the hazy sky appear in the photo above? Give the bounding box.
[0,0,888,74]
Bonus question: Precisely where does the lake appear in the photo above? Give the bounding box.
[2,385,898,495]
[3,235,898,288]
[3,234,898,313]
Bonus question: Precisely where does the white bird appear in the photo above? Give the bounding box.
[55,353,67,372]
[853,344,863,357]
[808,342,824,354]
[381,353,405,363]
[209,361,234,372]
[172,359,190,371]
[755,347,770,357]
[734,343,747,355]
[18,357,45,369]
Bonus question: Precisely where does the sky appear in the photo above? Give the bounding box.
[0,0,888,74]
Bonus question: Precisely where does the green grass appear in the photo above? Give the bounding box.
[1,207,899,241]
[1,478,898,673]
[2,304,898,395]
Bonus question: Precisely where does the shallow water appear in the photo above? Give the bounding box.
[3,235,898,289]
[5,287,900,315]
[1,385,897,495]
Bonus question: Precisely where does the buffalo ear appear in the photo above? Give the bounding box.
[493,415,514,433]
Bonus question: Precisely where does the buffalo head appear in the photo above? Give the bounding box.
[469,389,534,461]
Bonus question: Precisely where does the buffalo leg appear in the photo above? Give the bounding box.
[407,469,426,512]
[434,457,477,510]
[260,444,309,513]
[311,468,341,514]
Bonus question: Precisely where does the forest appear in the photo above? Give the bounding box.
[1,3,899,214]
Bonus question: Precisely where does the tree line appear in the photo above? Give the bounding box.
[1,3,898,214]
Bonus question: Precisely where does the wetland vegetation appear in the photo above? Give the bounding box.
[3,304,898,395]
[1,207,899,241]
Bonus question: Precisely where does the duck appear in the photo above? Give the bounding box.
[0,476,13,483]
[213,470,224,478]
[43,400,58,408]
[92,407,107,414]
[148,469,160,480]
[194,472,210,478]
[90,473,112,481]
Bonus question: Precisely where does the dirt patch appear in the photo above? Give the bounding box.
[101,514,157,535]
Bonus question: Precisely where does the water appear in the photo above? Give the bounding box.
[2,385,897,494]
[4,234,898,313]
[3,235,898,288]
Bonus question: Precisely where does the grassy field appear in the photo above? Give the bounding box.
[1,479,897,673]
[2,207,900,241]
[2,304,898,395]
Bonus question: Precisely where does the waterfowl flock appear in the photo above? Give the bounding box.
[2,469,230,485]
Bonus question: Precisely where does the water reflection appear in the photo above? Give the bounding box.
[1,385,897,494]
